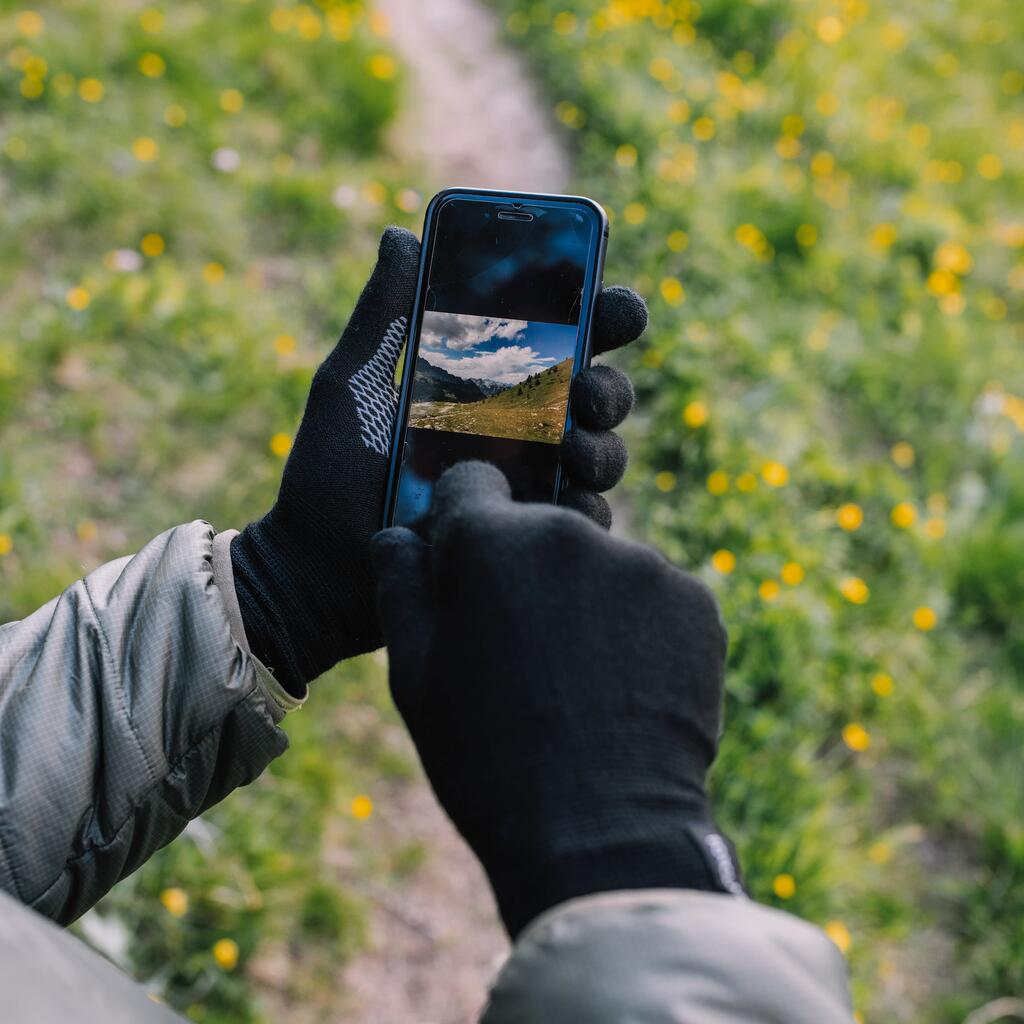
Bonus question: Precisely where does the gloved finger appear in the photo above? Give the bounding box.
[370,527,435,717]
[560,485,612,530]
[571,364,635,431]
[425,461,513,549]
[592,285,648,355]
[561,427,628,492]
[327,226,420,372]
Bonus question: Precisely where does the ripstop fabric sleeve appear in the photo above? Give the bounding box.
[0,521,294,924]
[480,889,856,1024]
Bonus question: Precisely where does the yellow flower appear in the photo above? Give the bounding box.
[781,114,805,137]
[615,143,637,168]
[66,286,91,310]
[164,103,187,127]
[78,77,104,102]
[682,400,708,428]
[270,433,292,457]
[660,277,685,305]
[924,517,946,540]
[890,502,916,528]
[871,672,894,697]
[926,269,958,296]
[908,123,931,148]
[212,938,239,971]
[160,887,188,917]
[691,116,715,141]
[869,841,891,864]
[351,795,374,820]
[881,21,906,51]
[825,920,851,954]
[711,549,735,574]
[772,873,796,899]
[935,241,971,274]
[796,224,817,247]
[274,333,296,356]
[368,54,396,80]
[132,136,159,162]
[654,471,676,492]
[220,88,244,113]
[667,99,690,124]
[666,229,689,252]
[977,154,1003,180]
[362,181,387,205]
[842,722,870,751]
[759,579,781,602]
[912,606,937,631]
[774,136,800,159]
[840,576,869,604]
[649,56,673,82]
[890,441,914,468]
[871,223,897,249]
[202,262,225,284]
[761,461,788,488]
[20,76,44,99]
[553,11,578,35]
[706,471,729,496]
[781,562,804,586]
[138,52,165,78]
[816,92,839,116]
[939,293,965,316]
[76,519,98,543]
[141,233,165,257]
[836,503,863,531]
[0,533,12,556]
[624,202,647,225]
[817,16,844,44]
[139,8,164,33]
[16,10,45,36]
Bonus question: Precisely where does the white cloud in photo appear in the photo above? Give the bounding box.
[426,345,554,385]
[422,311,528,351]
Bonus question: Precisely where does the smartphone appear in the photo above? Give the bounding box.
[383,188,608,527]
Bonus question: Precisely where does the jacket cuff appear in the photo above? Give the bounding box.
[482,889,855,1024]
[212,529,307,721]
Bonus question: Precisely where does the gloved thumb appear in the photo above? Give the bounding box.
[370,526,435,720]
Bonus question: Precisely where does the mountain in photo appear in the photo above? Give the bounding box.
[413,356,508,403]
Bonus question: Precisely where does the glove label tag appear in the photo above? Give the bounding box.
[686,825,747,897]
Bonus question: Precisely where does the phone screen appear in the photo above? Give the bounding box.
[391,196,601,526]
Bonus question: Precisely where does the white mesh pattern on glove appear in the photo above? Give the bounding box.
[348,315,406,456]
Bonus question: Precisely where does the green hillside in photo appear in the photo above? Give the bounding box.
[410,356,573,443]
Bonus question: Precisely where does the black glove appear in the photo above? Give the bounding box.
[371,461,745,938]
[230,228,647,696]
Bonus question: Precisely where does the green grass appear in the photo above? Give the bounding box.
[490,2,1023,1021]
[0,2,422,1020]
[412,357,573,442]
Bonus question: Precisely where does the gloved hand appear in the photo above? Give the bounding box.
[230,227,647,696]
[371,461,745,939]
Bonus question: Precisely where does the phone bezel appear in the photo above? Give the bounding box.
[382,187,609,528]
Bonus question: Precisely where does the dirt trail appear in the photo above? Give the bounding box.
[337,4,570,1022]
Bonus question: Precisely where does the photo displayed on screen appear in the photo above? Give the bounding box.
[410,312,578,445]
[392,198,596,527]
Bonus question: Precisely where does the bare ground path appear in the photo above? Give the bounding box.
[337,3,570,1021]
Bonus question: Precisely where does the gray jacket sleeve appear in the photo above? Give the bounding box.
[0,521,301,925]
[481,889,856,1024]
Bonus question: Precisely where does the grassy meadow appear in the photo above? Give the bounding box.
[1,0,1022,1022]
[0,2,422,1020]
[489,1,1024,1021]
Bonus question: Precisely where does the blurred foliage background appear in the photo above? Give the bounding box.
[1,0,1022,1022]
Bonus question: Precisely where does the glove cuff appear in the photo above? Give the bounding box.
[486,821,746,939]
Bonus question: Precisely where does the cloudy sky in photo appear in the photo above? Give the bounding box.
[420,310,578,384]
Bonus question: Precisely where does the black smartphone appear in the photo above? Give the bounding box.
[383,188,608,527]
